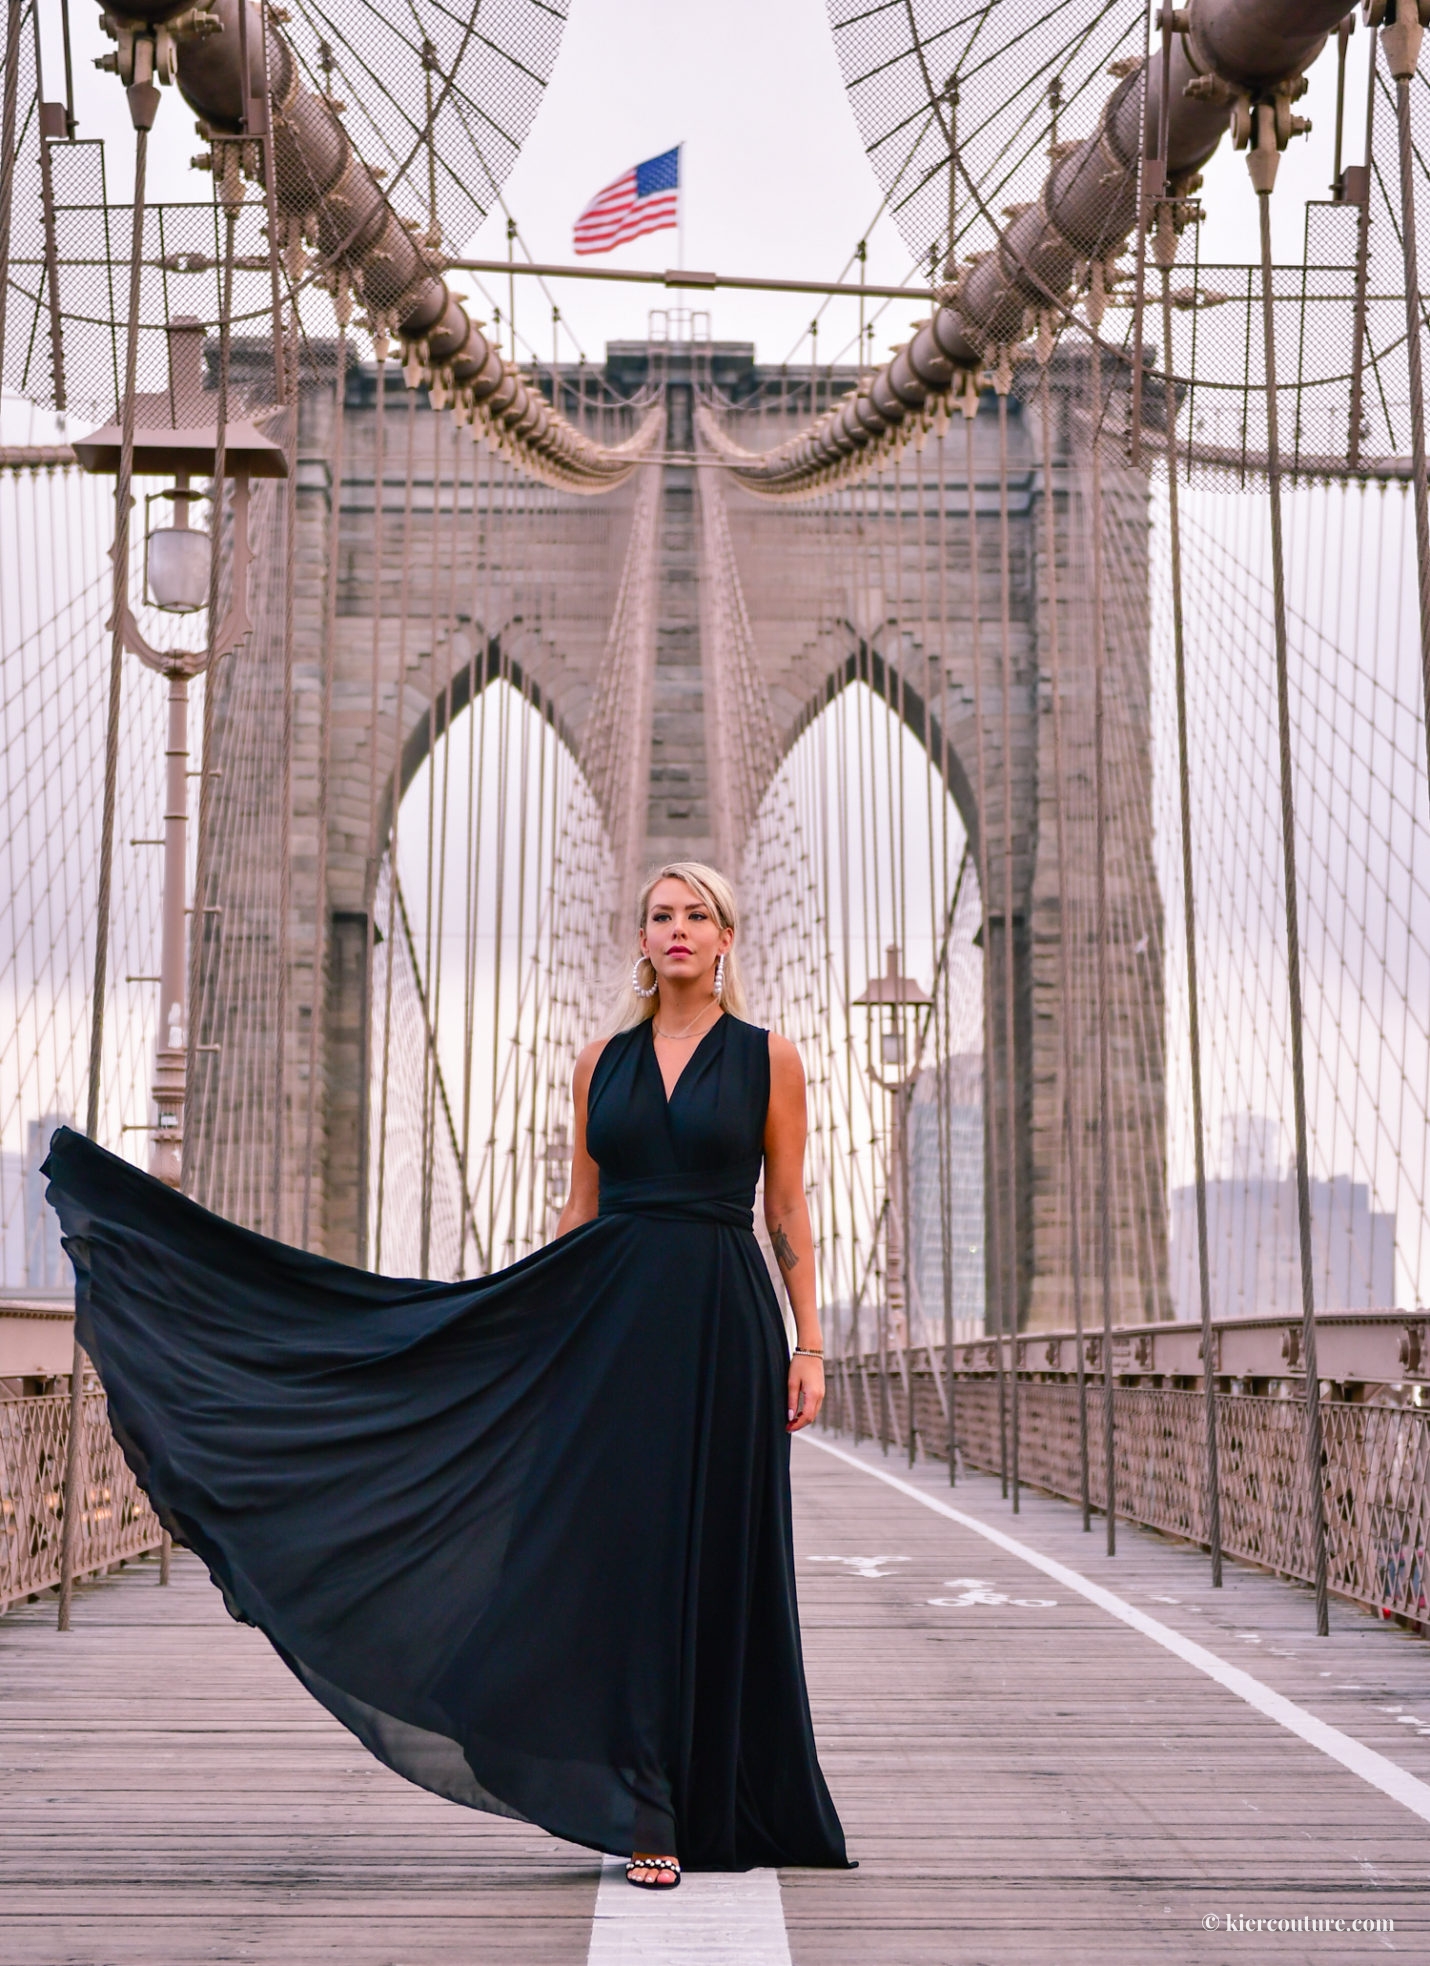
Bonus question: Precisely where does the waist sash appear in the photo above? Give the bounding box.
[597,1164,759,1231]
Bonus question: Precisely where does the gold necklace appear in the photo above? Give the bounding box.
[653,1003,721,1042]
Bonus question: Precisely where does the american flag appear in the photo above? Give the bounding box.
[572,147,680,256]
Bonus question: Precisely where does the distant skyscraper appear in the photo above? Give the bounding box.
[23,1114,71,1292]
[0,1152,23,1289]
[907,1053,985,1342]
[1171,1114,1396,1317]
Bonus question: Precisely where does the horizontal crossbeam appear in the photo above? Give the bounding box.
[448,257,930,303]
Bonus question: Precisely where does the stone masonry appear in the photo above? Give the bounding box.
[206,341,1167,1328]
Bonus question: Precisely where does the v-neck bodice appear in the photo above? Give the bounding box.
[585,1014,770,1228]
[650,1012,725,1106]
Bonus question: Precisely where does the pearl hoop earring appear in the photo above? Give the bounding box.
[631,957,658,999]
[713,952,726,999]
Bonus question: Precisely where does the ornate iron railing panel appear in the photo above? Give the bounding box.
[0,1392,160,1610]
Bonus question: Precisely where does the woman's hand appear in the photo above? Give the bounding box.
[787,1353,824,1433]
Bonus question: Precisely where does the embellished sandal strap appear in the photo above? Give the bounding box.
[626,1857,680,1875]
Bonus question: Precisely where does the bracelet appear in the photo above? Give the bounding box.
[793,1346,824,1359]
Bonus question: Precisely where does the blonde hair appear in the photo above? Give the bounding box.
[617,861,750,1028]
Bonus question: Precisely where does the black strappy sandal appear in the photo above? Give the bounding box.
[625,1855,682,1890]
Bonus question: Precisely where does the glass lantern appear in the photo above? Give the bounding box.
[144,487,211,614]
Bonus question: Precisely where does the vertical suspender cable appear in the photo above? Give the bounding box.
[256,4,286,406]
[60,100,153,1631]
[418,421,442,1277]
[1154,12,1222,1584]
[32,7,67,415]
[183,190,236,1197]
[858,474,892,1454]
[1384,7,1430,797]
[1347,24,1378,470]
[359,335,389,1267]
[422,424,460,1273]
[1088,317,1118,1557]
[995,378,1022,1512]
[252,11,287,1234]
[301,313,349,1248]
[374,389,419,1272]
[935,422,959,1483]
[485,495,512,1272]
[0,0,22,381]
[458,435,486,1271]
[506,608,534,1263]
[1127,10,1155,468]
[1160,287,1222,1580]
[890,450,915,1461]
[915,414,950,1457]
[274,306,297,1239]
[1038,360,1091,1531]
[1255,154,1331,1637]
[964,399,1010,1496]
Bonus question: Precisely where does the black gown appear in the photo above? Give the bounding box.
[42,1012,849,1871]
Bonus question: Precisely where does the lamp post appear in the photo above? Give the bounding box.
[854,944,932,1457]
[74,319,287,1182]
[141,481,225,1186]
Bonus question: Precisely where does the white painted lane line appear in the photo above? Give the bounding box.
[803,1433,1430,1828]
[586,1855,791,1965]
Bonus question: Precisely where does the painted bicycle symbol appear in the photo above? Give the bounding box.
[926,1576,1057,1608]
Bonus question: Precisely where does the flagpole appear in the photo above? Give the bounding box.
[677,141,684,272]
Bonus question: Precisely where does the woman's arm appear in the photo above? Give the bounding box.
[763,1033,824,1433]
[553,1039,606,1238]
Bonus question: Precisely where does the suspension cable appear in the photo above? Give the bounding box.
[1037,358,1092,1533]
[1158,242,1224,1587]
[963,398,1010,1496]
[59,103,152,1633]
[995,375,1023,1513]
[301,309,349,1248]
[1088,317,1119,1558]
[1256,169,1331,1637]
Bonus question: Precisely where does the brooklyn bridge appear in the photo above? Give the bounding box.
[3,0,1430,1957]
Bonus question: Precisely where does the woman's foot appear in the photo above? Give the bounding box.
[625,1853,681,1889]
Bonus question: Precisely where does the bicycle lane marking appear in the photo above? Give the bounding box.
[801,1432,1430,1828]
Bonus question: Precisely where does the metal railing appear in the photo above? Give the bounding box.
[825,1311,1430,1630]
[8,1314,1427,1630]
[0,1389,162,1613]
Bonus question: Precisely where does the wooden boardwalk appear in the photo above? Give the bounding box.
[4,1433,1430,1963]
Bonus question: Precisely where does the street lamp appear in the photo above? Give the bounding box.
[854,945,931,1453]
[74,318,288,1185]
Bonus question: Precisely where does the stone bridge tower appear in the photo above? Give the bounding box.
[250,339,1166,1328]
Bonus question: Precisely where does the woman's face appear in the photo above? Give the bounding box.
[640,879,733,990]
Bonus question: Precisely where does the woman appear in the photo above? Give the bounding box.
[43,861,849,1888]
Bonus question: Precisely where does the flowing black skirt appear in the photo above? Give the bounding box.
[43,1129,849,1870]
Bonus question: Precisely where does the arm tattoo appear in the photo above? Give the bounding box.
[771,1222,799,1272]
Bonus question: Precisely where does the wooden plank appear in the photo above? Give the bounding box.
[0,1554,600,1964]
[3,1435,1430,1961]
[784,1436,1430,1961]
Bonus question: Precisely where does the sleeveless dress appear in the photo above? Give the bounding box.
[41,1013,849,1871]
